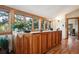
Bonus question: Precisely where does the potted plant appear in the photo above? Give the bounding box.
[12,21,25,32]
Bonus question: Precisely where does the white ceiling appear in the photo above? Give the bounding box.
[7,5,79,19]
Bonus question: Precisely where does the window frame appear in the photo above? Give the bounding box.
[0,6,52,34]
[33,16,39,31]
[0,7,12,35]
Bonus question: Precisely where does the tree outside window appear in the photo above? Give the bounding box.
[24,17,32,31]
[12,14,32,32]
[33,16,39,31]
[0,10,10,32]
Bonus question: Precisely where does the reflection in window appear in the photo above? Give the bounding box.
[34,16,39,31]
[0,10,10,32]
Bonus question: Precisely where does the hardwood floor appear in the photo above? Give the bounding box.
[46,36,79,54]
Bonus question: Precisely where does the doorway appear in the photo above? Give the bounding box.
[68,19,78,39]
[66,17,79,40]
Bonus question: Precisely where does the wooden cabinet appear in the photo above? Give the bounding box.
[15,35,23,54]
[55,31,59,45]
[59,31,62,44]
[51,32,56,47]
[32,33,41,54]
[47,32,52,49]
[41,32,48,53]
[15,34,32,54]
[15,31,62,54]
[23,34,31,54]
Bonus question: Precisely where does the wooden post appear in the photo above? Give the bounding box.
[65,16,68,39]
[9,9,15,53]
[78,17,79,40]
[32,16,34,32]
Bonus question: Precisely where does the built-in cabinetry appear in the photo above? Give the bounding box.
[32,33,41,54]
[15,31,62,54]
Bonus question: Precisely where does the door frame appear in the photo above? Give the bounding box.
[66,17,79,39]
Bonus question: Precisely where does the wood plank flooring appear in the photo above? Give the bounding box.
[46,36,79,54]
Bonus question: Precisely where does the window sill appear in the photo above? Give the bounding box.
[0,31,12,35]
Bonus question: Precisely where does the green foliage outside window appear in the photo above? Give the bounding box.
[12,15,32,32]
[33,16,39,31]
[24,17,32,31]
[0,11,10,32]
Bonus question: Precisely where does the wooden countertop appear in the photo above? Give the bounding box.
[13,30,62,35]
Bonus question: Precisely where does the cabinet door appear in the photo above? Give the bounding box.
[56,31,59,45]
[59,31,62,44]
[32,33,41,54]
[47,32,52,49]
[51,32,56,47]
[41,32,48,53]
[15,35,23,54]
[23,35,30,54]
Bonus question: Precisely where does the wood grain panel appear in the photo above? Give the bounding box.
[47,32,52,49]
[56,31,59,45]
[32,33,41,54]
[15,35,23,54]
[59,31,62,44]
[23,34,30,54]
[51,32,56,47]
[15,31,62,54]
[41,32,48,53]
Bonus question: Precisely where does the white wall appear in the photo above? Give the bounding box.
[51,16,66,39]
[51,9,79,40]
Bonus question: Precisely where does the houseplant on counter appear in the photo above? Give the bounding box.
[12,21,31,33]
[12,21,25,32]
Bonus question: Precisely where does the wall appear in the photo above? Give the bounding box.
[67,9,79,18]
[51,16,66,39]
[51,8,79,39]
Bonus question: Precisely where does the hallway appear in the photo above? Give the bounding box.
[46,36,79,54]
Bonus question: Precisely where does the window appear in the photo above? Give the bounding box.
[45,20,48,30]
[12,14,25,32]
[12,14,32,32]
[41,18,45,31]
[44,20,51,30]
[0,10,10,32]
[15,14,25,22]
[24,17,32,31]
[33,16,39,31]
[49,21,51,29]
